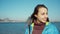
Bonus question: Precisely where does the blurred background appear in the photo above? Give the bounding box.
[0,0,60,34]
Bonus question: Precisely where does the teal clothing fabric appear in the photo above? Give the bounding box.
[25,22,59,34]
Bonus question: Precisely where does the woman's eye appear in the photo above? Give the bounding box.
[41,13,48,15]
[46,13,48,15]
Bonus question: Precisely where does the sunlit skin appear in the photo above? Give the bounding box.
[34,7,48,23]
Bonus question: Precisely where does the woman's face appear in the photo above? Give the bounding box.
[35,7,48,23]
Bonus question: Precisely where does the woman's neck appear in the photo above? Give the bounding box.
[37,19,41,24]
[34,19,45,26]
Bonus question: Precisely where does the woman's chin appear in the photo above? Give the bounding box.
[42,21,46,23]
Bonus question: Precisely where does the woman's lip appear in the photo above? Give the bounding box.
[43,19,47,21]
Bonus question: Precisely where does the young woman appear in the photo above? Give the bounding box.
[25,4,59,34]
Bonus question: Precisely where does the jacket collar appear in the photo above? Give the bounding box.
[31,22,49,27]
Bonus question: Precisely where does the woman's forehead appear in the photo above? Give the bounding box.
[38,7,48,13]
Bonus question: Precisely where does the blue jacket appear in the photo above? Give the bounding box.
[25,22,59,34]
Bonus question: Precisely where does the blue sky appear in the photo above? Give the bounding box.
[0,0,60,22]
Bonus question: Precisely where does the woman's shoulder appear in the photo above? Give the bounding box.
[47,22,57,29]
[47,22,56,26]
[46,22,59,34]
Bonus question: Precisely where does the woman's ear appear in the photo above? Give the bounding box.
[34,14,37,18]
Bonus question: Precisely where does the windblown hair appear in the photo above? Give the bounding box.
[31,4,49,23]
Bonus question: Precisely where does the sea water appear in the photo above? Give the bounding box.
[0,22,60,34]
